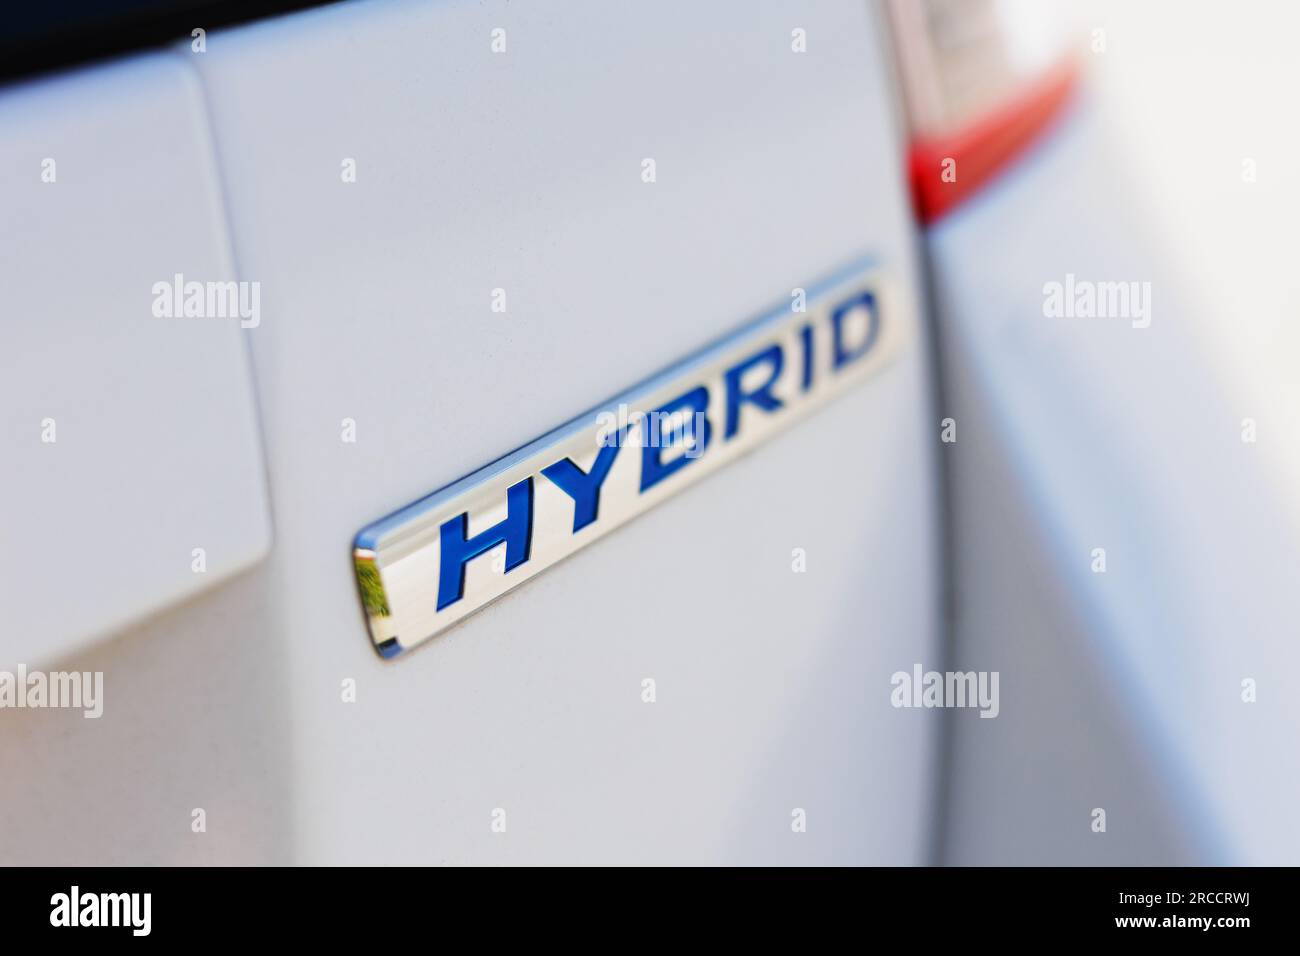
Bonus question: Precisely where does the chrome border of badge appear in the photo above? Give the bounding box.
[353,256,908,659]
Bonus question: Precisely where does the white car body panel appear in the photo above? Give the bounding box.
[930,100,1300,865]
[0,55,271,670]
[0,0,940,865]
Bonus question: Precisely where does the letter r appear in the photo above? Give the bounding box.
[723,343,784,439]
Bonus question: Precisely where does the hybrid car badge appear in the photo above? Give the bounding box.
[353,257,907,659]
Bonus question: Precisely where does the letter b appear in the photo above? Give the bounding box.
[640,387,712,493]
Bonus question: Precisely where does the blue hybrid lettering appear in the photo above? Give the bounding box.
[542,440,623,533]
[831,291,879,370]
[799,323,814,392]
[640,386,713,493]
[723,342,785,439]
[437,477,533,610]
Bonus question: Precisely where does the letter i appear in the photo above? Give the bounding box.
[799,324,814,392]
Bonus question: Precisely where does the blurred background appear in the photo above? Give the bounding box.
[1088,0,1300,484]
[927,0,1300,864]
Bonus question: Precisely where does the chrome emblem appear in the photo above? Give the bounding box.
[354,258,907,658]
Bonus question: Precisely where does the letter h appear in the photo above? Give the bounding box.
[436,478,533,610]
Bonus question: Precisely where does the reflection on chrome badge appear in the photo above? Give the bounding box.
[353,257,907,659]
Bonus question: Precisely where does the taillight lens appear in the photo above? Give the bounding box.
[888,0,1081,222]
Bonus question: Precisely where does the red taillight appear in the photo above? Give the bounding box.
[888,0,1081,222]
